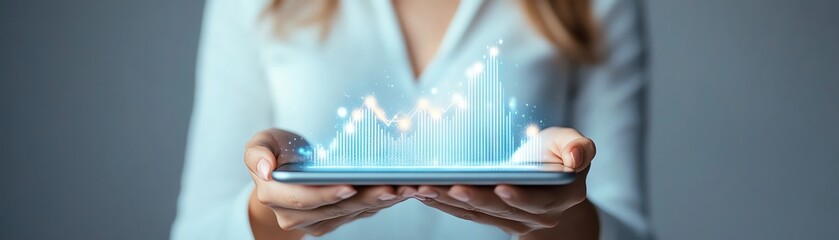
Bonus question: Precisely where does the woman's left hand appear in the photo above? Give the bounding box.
[415,127,596,236]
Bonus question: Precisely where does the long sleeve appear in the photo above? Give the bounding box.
[170,0,271,239]
[573,0,650,239]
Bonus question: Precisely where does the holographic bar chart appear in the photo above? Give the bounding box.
[306,45,543,167]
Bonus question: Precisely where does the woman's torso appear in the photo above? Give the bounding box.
[256,1,572,239]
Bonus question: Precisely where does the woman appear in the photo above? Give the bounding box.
[172,0,648,239]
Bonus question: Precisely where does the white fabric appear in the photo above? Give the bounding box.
[171,0,649,239]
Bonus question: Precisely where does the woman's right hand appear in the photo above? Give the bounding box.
[244,128,418,238]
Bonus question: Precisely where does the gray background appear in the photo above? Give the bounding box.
[1,0,837,239]
[645,0,839,238]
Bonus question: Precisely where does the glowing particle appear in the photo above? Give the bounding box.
[397,118,411,132]
[417,98,430,109]
[337,107,348,118]
[431,87,438,94]
[498,39,504,44]
[526,124,540,137]
[297,147,311,156]
[509,97,517,110]
[429,108,442,120]
[466,62,485,78]
[364,96,378,108]
[344,122,356,134]
[472,62,484,73]
[489,47,499,57]
[374,109,387,121]
[351,109,363,121]
[452,93,467,109]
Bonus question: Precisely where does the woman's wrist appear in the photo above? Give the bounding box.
[248,189,305,240]
[519,199,600,240]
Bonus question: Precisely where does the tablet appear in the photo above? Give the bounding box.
[272,161,575,185]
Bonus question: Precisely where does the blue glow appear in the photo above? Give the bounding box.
[302,45,544,167]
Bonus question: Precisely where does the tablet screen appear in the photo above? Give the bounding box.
[279,161,574,173]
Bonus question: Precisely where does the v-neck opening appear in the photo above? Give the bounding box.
[377,0,483,89]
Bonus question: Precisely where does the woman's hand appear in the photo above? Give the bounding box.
[415,127,598,237]
[244,129,418,239]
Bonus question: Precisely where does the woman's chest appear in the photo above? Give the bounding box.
[255,2,574,144]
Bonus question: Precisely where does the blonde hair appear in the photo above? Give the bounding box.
[262,0,601,64]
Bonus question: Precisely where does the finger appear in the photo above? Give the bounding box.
[304,218,354,237]
[416,186,473,210]
[355,209,381,219]
[420,185,555,228]
[256,181,357,210]
[544,127,596,170]
[298,212,360,237]
[319,185,401,214]
[420,199,534,235]
[273,185,402,229]
[244,131,280,181]
[300,206,385,237]
[448,185,560,228]
[562,139,595,171]
[494,184,586,214]
[395,185,419,199]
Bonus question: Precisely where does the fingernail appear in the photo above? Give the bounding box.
[569,148,581,168]
[449,191,470,202]
[413,195,428,201]
[401,188,418,198]
[495,188,512,199]
[257,158,271,181]
[336,188,357,199]
[378,193,397,201]
[417,190,438,199]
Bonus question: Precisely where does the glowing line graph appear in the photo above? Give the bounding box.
[306,45,544,166]
[340,92,468,133]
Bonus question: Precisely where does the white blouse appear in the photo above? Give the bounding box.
[171,0,649,239]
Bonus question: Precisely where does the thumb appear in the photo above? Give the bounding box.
[545,128,596,171]
[244,129,311,181]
